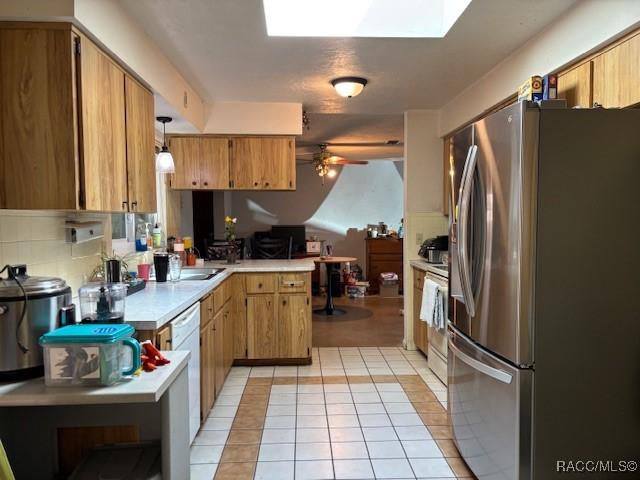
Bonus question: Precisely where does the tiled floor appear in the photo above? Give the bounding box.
[191,347,475,479]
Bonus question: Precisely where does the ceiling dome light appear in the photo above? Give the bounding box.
[331,77,367,98]
[327,169,337,178]
[155,116,175,174]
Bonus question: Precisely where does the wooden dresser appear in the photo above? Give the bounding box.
[366,237,403,294]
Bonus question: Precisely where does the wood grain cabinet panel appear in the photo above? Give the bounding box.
[0,27,78,210]
[199,294,215,422]
[201,137,230,189]
[246,273,277,294]
[78,35,128,212]
[557,62,593,108]
[247,295,278,359]
[278,273,308,294]
[592,33,640,108]
[124,75,156,212]
[169,137,200,189]
[278,294,311,358]
[213,309,224,397]
[412,267,428,354]
[223,301,234,374]
[230,137,263,189]
[231,274,248,359]
[261,137,295,190]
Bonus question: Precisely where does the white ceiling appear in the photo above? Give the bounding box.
[122,0,577,157]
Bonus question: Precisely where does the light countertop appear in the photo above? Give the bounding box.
[126,258,316,330]
[409,259,449,279]
[0,351,188,407]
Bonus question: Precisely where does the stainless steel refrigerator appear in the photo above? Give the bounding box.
[447,102,640,480]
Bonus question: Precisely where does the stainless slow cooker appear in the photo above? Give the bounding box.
[0,265,73,380]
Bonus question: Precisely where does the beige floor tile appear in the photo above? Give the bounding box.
[220,444,259,463]
[226,429,263,445]
[214,461,256,480]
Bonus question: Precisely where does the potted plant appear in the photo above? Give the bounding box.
[224,216,238,264]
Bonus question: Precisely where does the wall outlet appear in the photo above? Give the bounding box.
[416,233,424,245]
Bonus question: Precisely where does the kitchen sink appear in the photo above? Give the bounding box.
[179,268,225,280]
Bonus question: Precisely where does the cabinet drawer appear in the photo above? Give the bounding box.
[278,273,308,293]
[246,273,276,294]
[213,279,231,312]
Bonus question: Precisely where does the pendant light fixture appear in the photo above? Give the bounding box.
[155,116,175,173]
[331,77,368,98]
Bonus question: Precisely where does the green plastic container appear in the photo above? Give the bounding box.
[39,324,141,386]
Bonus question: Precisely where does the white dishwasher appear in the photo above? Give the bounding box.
[170,302,201,444]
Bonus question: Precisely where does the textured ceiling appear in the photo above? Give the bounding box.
[123,0,577,159]
[121,0,576,114]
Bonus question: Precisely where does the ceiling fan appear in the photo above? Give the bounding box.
[297,144,369,183]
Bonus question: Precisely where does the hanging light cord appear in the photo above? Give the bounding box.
[0,265,29,354]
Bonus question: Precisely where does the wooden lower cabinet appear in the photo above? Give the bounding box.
[223,301,234,372]
[247,295,278,359]
[213,309,224,397]
[231,274,248,359]
[278,294,311,358]
[200,294,215,423]
[412,267,428,354]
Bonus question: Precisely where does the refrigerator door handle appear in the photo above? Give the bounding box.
[449,337,513,384]
[457,144,478,317]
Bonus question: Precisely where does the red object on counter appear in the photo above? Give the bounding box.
[141,340,171,372]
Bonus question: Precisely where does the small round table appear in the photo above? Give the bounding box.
[313,256,357,316]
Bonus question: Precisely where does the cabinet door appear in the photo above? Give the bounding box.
[199,323,211,423]
[223,301,234,374]
[231,274,248,359]
[261,137,295,190]
[124,75,156,212]
[169,137,200,189]
[78,36,128,212]
[592,33,640,108]
[278,294,311,358]
[0,27,78,210]
[413,286,428,353]
[213,309,225,396]
[247,295,278,359]
[557,62,593,108]
[201,137,230,189]
[156,324,172,351]
[230,137,263,189]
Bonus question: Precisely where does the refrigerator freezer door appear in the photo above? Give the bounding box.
[451,102,538,366]
[448,327,532,480]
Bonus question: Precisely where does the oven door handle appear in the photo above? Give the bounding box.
[449,338,512,384]
[457,144,477,318]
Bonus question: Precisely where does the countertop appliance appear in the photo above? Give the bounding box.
[0,264,73,380]
[418,235,448,263]
[78,282,127,323]
[171,302,200,444]
[448,102,640,479]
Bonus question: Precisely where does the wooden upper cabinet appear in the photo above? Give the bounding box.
[230,137,263,189]
[557,62,593,108]
[261,137,295,190]
[169,137,200,189]
[125,75,156,212]
[201,137,230,189]
[0,27,79,210]
[78,35,128,212]
[0,23,157,213]
[592,33,640,108]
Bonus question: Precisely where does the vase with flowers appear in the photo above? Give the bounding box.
[225,216,238,264]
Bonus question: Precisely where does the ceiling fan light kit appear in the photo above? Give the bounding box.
[331,77,368,98]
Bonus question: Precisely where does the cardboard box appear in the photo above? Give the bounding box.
[543,74,557,100]
[518,76,543,102]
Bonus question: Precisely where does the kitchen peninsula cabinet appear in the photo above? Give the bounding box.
[0,23,156,212]
[244,272,311,361]
[168,135,296,191]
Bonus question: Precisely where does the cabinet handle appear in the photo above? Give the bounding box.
[254,181,259,187]
[131,201,137,210]
[203,181,208,186]
[192,181,197,186]
[122,201,128,210]
[282,299,287,305]
[258,283,263,288]
[265,182,270,187]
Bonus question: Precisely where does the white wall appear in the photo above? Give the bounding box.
[403,110,449,350]
[439,0,640,135]
[204,102,303,135]
[224,160,404,272]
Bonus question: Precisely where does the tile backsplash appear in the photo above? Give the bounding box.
[0,211,111,300]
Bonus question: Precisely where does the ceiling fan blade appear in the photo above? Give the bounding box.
[329,159,369,165]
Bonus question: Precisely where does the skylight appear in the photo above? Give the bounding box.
[263,0,472,38]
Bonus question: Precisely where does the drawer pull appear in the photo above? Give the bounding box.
[282,281,304,287]
[258,283,263,288]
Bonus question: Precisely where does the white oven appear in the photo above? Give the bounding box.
[425,270,448,385]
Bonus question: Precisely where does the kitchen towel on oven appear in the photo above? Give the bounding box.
[420,278,445,329]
